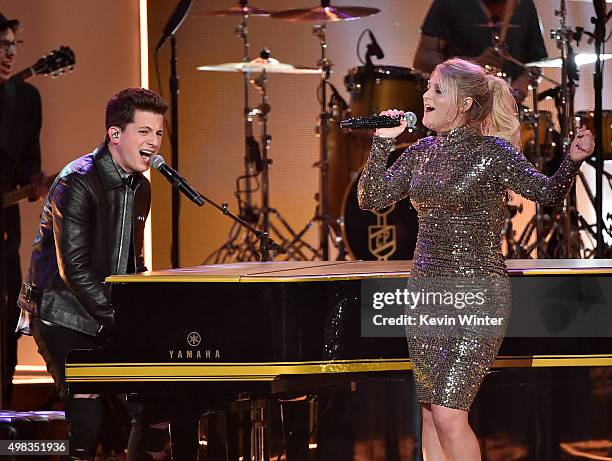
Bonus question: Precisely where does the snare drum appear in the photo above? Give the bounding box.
[575,110,612,159]
[340,147,419,261]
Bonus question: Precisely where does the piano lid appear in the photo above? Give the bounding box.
[105,260,612,284]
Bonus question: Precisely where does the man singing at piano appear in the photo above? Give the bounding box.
[17,88,166,460]
[358,58,593,460]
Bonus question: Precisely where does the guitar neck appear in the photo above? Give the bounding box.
[3,174,57,208]
[12,67,35,82]
[3,185,35,207]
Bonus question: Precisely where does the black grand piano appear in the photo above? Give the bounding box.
[66,260,612,460]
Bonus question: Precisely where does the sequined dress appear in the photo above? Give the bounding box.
[358,126,582,410]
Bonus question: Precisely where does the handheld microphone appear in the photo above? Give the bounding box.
[156,0,193,51]
[150,154,205,207]
[339,112,418,130]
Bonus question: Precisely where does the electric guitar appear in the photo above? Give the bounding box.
[2,47,75,206]
[12,46,76,81]
[3,174,58,208]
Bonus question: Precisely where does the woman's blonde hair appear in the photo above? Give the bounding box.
[433,58,521,150]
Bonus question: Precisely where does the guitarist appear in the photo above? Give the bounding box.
[0,11,46,407]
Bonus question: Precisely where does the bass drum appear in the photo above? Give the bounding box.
[344,65,427,144]
[340,147,419,261]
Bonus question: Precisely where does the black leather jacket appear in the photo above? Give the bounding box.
[22,144,151,335]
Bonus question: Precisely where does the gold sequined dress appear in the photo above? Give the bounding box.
[358,126,582,410]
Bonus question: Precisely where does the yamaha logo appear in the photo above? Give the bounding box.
[187,331,201,347]
[169,331,220,360]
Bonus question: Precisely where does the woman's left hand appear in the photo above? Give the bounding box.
[569,126,595,162]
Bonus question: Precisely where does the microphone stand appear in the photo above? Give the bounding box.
[185,189,284,261]
[156,0,193,268]
[169,36,181,269]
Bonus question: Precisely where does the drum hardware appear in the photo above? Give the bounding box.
[525,53,612,67]
[197,60,322,74]
[474,0,520,78]
[503,203,526,259]
[307,22,335,260]
[197,4,268,263]
[198,4,319,262]
[329,61,426,260]
[578,0,611,257]
[202,51,321,263]
[551,0,583,257]
[503,0,582,258]
[193,0,272,17]
[525,68,549,257]
[505,0,612,259]
[340,148,419,261]
[269,0,380,22]
[269,3,380,260]
[488,8,570,259]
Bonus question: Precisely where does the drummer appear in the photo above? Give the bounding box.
[413,0,548,102]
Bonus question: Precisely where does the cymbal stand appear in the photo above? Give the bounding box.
[582,0,612,257]
[492,46,552,257]
[317,24,335,261]
[292,24,335,261]
[528,70,546,257]
[511,0,587,258]
[552,0,583,257]
[250,66,322,261]
[204,6,263,263]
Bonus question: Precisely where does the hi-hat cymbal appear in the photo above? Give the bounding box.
[270,1,380,22]
[197,58,323,74]
[193,1,271,17]
[526,53,612,68]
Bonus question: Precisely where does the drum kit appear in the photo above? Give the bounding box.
[195,0,611,263]
[501,0,612,259]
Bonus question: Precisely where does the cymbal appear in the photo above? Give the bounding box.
[197,58,323,74]
[193,5,271,17]
[526,53,612,68]
[270,3,380,22]
[474,22,520,29]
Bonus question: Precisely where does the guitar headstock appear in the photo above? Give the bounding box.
[31,46,76,78]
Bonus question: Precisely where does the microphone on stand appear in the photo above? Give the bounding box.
[339,112,418,130]
[364,30,385,72]
[150,154,205,207]
[155,0,193,50]
[367,30,385,60]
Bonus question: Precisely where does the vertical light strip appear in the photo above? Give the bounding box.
[139,0,153,270]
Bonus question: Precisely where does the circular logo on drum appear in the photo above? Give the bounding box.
[187,331,201,347]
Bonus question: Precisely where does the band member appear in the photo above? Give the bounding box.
[413,0,548,101]
[0,11,45,406]
[18,88,166,460]
[358,58,593,460]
